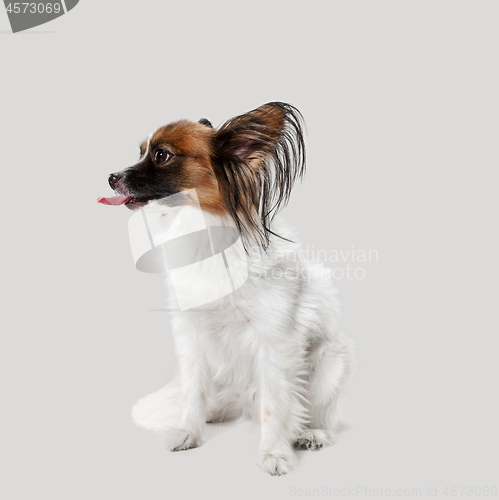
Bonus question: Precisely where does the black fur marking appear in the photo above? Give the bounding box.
[118,156,187,203]
[198,118,213,128]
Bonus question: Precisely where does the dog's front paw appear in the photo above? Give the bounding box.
[257,449,296,476]
[163,427,200,452]
[293,429,334,450]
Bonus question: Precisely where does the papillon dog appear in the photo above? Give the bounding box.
[99,102,355,475]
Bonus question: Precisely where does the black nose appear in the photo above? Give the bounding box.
[108,173,120,190]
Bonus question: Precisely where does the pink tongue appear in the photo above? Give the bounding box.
[97,195,132,206]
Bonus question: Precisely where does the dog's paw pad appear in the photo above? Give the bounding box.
[294,435,321,450]
[163,428,200,452]
[258,451,295,476]
[293,429,333,450]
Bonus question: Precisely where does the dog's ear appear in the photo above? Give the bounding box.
[214,103,288,170]
[211,102,306,250]
[198,118,213,128]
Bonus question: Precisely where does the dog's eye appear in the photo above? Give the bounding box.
[154,149,172,164]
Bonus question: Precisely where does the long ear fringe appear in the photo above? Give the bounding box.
[213,102,306,251]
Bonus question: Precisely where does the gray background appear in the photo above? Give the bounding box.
[1,1,498,499]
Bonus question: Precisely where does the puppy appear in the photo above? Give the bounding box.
[98,102,354,475]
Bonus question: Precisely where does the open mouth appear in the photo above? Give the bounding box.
[97,194,151,209]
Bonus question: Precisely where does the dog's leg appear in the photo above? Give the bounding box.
[132,331,211,451]
[294,334,355,450]
[256,341,307,476]
[160,327,211,452]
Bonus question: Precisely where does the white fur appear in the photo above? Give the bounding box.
[139,132,153,161]
[132,214,355,475]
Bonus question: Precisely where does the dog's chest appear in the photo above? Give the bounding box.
[178,303,260,389]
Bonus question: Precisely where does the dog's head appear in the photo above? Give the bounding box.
[99,102,306,249]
